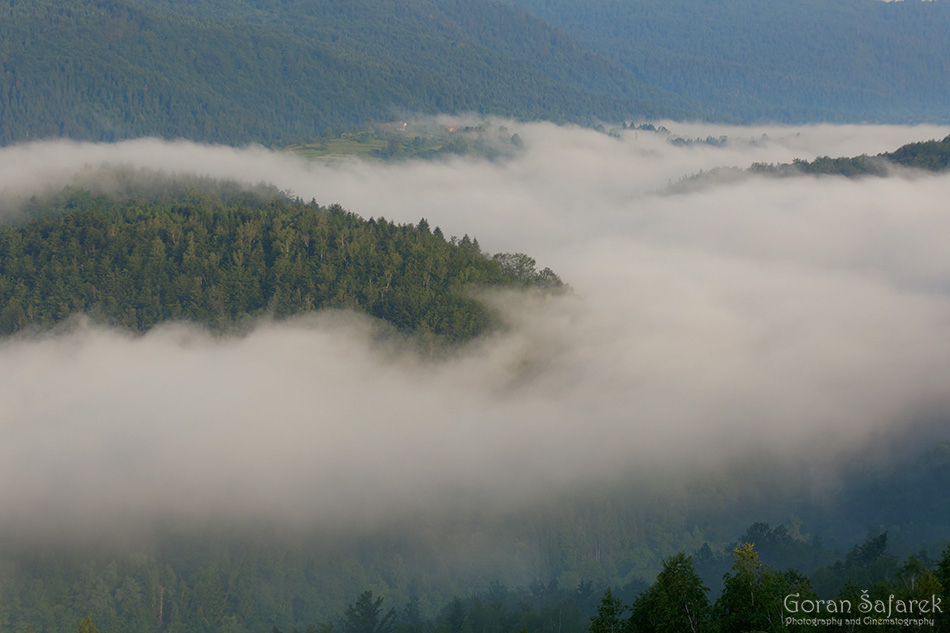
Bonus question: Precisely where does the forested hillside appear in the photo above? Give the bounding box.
[616,536,950,633]
[504,0,950,124]
[0,0,690,146]
[4,0,950,629]
[125,0,681,108]
[4,0,948,147]
[6,0,947,146]
[3,513,947,633]
[749,133,950,177]
[0,178,561,341]
[671,133,950,190]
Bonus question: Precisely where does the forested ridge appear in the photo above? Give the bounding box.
[0,436,946,633]
[749,133,950,178]
[4,525,948,633]
[4,2,950,629]
[0,0,690,147]
[601,535,950,633]
[670,133,950,191]
[4,0,949,148]
[504,0,950,124]
[0,179,561,341]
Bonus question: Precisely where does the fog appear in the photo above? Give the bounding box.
[1,121,949,536]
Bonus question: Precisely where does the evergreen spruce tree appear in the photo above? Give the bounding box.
[77,616,99,633]
[342,591,396,633]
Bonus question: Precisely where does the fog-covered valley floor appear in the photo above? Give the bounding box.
[1,121,948,563]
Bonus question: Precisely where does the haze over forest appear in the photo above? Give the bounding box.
[2,0,950,632]
[4,121,950,628]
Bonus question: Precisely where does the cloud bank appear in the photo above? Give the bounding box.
[1,122,949,534]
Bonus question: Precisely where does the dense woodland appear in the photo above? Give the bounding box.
[750,134,950,178]
[0,431,946,633]
[4,526,948,633]
[5,0,950,148]
[505,0,950,124]
[670,133,950,192]
[603,537,950,633]
[4,1,950,629]
[0,164,947,633]
[0,178,561,342]
[0,0,687,147]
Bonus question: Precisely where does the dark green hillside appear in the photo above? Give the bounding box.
[0,0,388,144]
[750,133,950,178]
[128,0,692,115]
[672,133,950,190]
[0,180,561,341]
[505,0,950,124]
[1,440,947,633]
[884,134,950,171]
[0,0,691,146]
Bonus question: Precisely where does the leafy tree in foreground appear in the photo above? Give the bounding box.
[937,542,950,591]
[714,543,788,633]
[937,543,950,632]
[628,553,711,633]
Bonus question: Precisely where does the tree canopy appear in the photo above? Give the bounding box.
[0,177,562,343]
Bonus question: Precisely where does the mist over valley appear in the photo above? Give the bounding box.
[2,125,949,627]
[3,0,950,629]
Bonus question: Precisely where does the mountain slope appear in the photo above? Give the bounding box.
[504,0,950,124]
[749,133,950,177]
[127,0,690,110]
[0,0,693,146]
[0,178,562,341]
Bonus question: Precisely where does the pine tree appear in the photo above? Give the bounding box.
[589,588,626,633]
[342,591,396,633]
[77,616,99,633]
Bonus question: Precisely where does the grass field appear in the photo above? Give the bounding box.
[284,136,389,160]
[284,125,521,162]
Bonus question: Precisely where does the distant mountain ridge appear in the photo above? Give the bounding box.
[2,0,948,146]
[669,133,950,192]
[749,133,950,177]
[504,0,950,124]
[0,0,692,146]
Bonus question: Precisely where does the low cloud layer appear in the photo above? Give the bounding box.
[1,122,949,534]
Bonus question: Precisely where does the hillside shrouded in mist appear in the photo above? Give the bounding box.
[3,121,950,524]
[2,121,950,630]
[0,183,565,342]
